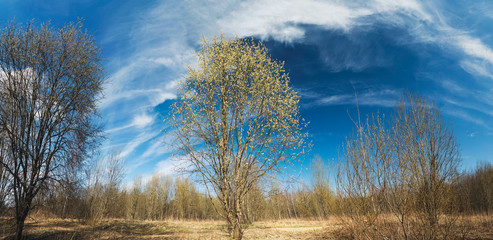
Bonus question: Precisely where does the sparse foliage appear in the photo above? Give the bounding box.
[85,151,125,224]
[311,156,334,218]
[336,93,461,239]
[0,20,104,239]
[169,34,308,239]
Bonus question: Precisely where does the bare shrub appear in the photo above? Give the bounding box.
[336,93,461,239]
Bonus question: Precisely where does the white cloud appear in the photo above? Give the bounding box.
[311,89,400,107]
[118,131,160,159]
[218,0,371,42]
[455,36,493,65]
[151,57,174,67]
[101,88,176,111]
[439,79,469,95]
[317,95,352,105]
[442,96,493,119]
[216,0,493,79]
[154,155,191,177]
[141,140,170,158]
[102,0,459,115]
[165,78,181,90]
[150,90,176,106]
[106,112,155,133]
[102,0,493,182]
[216,0,493,125]
[460,60,493,80]
[132,113,154,128]
[443,108,490,129]
[155,158,179,176]
[372,0,431,20]
[216,0,434,43]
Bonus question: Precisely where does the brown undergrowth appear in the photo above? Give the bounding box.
[330,214,493,240]
[0,215,491,239]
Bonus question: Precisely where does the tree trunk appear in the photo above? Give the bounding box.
[16,210,28,240]
[15,193,34,240]
[224,196,244,239]
[62,193,68,219]
[232,220,243,240]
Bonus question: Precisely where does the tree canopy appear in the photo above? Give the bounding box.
[0,20,105,240]
[169,35,308,239]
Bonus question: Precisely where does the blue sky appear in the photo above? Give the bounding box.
[1,0,492,185]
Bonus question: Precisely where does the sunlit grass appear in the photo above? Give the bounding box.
[1,215,492,239]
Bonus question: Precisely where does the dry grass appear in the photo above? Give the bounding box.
[0,215,492,239]
[330,214,493,240]
[0,217,335,239]
[454,214,493,240]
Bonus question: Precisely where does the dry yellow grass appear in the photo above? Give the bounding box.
[0,215,492,239]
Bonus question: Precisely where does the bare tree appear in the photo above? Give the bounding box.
[147,174,172,220]
[336,113,391,239]
[103,151,125,218]
[242,183,266,223]
[311,155,334,218]
[336,93,461,239]
[84,150,125,223]
[169,35,308,239]
[128,176,144,220]
[392,94,460,239]
[0,21,104,239]
[172,177,200,219]
[0,135,11,214]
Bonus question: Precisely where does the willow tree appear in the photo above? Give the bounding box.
[337,94,460,239]
[0,21,104,239]
[169,35,308,239]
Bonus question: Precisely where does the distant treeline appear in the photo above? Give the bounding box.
[455,162,493,215]
[24,160,335,223]
[1,156,491,223]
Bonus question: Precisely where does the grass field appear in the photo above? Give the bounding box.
[1,215,492,239]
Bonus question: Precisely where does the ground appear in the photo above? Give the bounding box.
[1,218,338,239]
[0,216,492,239]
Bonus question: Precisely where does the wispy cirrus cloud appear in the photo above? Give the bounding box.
[217,0,371,42]
[219,0,493,127]
[141,139,171,159]
[460,60,493,80]
[214,0,493,82]
[100,0,493,182]
[216,0,433,43]
[442,108,490,130]
[455,36,493,65]
[154,155,190,177]
[307,89,401,108]
[117,130,160,159]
